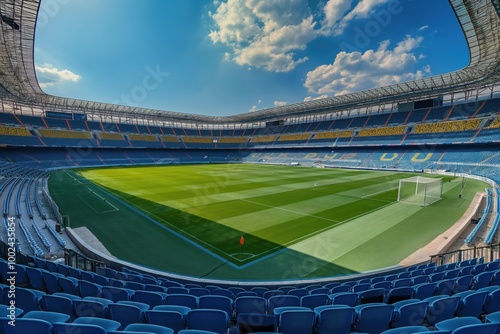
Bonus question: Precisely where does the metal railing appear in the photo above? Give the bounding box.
[65,248,105,273]
[431,243,500,265]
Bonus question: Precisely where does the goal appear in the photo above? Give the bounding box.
[397,176,443,206]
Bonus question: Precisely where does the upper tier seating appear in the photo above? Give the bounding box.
[39,129,91,139]
[0,125,31,136]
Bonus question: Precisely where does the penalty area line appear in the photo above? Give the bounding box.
[361,187,399,199]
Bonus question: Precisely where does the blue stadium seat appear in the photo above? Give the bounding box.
[276,309,315,334]
[385,287,413,304]
[288,288,309,298]
[450,323,500,334]
[124,323,174,334]
[250,287,269,297]
[72,317,122,331]
[213,288,235,299]
[315,305,355,334]
[153,304,191,315]
[330,292,358,307]
[235,296,267,316]
[167,287,189,294]
[198,295,234,318]
[455,290,488,317]
[41,271,62,294]
[41,294,75,320]
[25,267,45,291]
[472,271,494,289]
[300,294,329,310]
[15,287,44,313]
[144,284,167,292]
[22,310,71,324]
[381,326,430,333]
[354,303,394,334]
[424,295,460,326]
[53,323,107,334]
[59,277,79,296]
[109,303,146,328]
[434,278,456,296]
[0,304,23,317]
[78,280,102,298]
[0,318,52,334]
[412,282,436,300]
[267,295,299,313]
[74,299,108,318]
[358,288,385,304]
[134,290,166,308]
[453,275,473,294]
[189,288,210,297]
[146,310,186,334]
[434,317,482,332]
[102,286,135,302]
[165,294,198,309]
[483,288,500,314]
[187,309,230,334]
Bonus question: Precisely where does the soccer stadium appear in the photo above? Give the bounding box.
[0,0,500,333]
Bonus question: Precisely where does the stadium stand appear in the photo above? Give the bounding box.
[0,124,31,136]
[357,126,406,137]
[412,119,482,134]
[0,253,499,333]
[39,128,91,139]
[99,132,124,140]
[249,135,277,143]
[128,134,158,142]
[1,1,500,333]
[277,133,311,142]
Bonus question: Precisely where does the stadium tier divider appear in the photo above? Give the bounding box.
[465,188,493,246]
[485,191,500,245]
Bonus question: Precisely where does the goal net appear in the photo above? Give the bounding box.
[397,176,443,206]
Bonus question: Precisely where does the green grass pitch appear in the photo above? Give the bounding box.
[48,164,487,280]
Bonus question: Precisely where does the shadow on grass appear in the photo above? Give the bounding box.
[49,169,357,279]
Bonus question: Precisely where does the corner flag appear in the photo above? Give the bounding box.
[240,236,245,245]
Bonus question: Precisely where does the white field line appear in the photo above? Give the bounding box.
[78,167,397,263]
[239,198,342,224]
[361,187,399,199]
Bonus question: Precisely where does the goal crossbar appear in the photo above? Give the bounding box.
[397,176,443,206]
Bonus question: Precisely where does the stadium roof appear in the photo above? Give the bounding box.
[0,0,500,126]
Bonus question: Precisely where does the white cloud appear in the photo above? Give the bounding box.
[274,100,287,107]
[209,0,318,72]
[418,25,429,31]
[209,0,405,72]
[304,35,429,96]
[323,0,391,35]
[322,0,353,29]
[36,64,81,88]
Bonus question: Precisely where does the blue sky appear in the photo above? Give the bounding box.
[34,0,469,116]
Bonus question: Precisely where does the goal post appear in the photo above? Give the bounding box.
[397,176,443,206]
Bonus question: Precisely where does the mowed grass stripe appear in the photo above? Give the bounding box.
[80,165,414,251]
[80,165,403,260]
[161,169,374,201]
[81,165,376,205]
[324,181,479,273]
[184,173,399,223]
[170,172,400,210]
[83,164,360,193]
[287,203,423,266]
[50,165,487,279]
